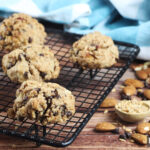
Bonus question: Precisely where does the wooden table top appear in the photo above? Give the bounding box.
[0,65,149,150]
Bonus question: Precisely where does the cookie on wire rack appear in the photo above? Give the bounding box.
[70,32,119,69]
[0,13,46,52]
[7,80,75,125]
[2,44,60,83]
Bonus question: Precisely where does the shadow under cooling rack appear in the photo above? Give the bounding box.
[0,29,140,147]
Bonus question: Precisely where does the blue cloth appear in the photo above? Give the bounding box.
[0,0,150,60]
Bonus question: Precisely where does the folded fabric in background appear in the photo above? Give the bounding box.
[0,0,150,60]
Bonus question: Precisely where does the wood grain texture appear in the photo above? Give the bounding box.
[0,67,149,150]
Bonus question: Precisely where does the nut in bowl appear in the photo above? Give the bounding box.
[115,100,150,122]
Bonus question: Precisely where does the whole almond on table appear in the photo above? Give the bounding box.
[136,122,150,134]
[100,97,117,108]
[144,68,150,74]
[123,86,136,96]
[131,133,147,145]
[135,70,148,80]
[124,79,144,88]
[143,89,150,99]
[130,64,143,71]
[95,122,116,131]
[145,77,150,88]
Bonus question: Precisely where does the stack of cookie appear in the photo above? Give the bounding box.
[0,13,75,125]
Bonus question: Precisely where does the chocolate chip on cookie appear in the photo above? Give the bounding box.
[100,97,117,108]
[28,37,32,43]
[39,53,44,56]
[6,62,16,70]
[40,71,46,78]
[124,78,144,88]
[23,72,28,79]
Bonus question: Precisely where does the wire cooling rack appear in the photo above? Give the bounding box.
[0,28,139,147]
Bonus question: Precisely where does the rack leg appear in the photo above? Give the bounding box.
[33,124,41,147]
[36,142,41,147]
[35,125,46,147]
[70,68,83,84]
[43,126,46,137]
[89,69,98,79]
[73,62,80,68]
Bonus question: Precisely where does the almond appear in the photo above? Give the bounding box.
[100,97,117,108]
[135,70,148,80]
[144,68,150,74]
[130,64,143,71]
[136,122,150,134]
[145,77,150,88]
[143,89,150,99]
[131,133,147,145]
[124,79,144,88]
[95,122,116,131]
[123,86,136,96]
[143,62,150,69]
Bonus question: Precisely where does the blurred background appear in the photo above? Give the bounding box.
[0,0,150,60]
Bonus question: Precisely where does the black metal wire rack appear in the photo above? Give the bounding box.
[0,28,139,147]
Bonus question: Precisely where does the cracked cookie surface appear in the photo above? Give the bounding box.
[70,32,119,69]
[0,13,46,51]
[7,80,75,125]
[2,45,60,83]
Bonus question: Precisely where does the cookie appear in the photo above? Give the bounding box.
[143,89,150,99]
[100,97,117,108]
[0,13,46,51]
[131,133,147,145]
[122,86,136,96]
[70,32,119,69]
[136,122,150,134]
[2,45,60,83]
[95,122,116,131]
[7,80,75,125]
[124,79,144,88]
[135,70,148,80]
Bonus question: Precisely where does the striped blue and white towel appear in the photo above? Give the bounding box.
[0,0,150,60]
